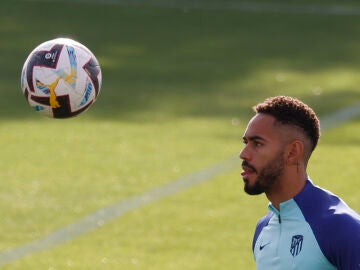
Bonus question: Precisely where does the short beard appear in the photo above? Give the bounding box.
[244,153,285,195]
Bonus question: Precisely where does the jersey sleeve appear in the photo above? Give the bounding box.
[294,182,360,270]
[324,210,360,270]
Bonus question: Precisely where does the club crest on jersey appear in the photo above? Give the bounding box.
[290,235,303,257]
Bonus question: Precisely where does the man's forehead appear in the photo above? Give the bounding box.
[243,113,278,139]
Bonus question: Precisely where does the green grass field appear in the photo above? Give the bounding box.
[0,1,360,269]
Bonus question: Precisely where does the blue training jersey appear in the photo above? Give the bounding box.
[252,180,360,270]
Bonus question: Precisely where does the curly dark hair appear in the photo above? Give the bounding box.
[254,96,320,151]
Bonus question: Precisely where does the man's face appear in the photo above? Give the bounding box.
[240,113,286,195]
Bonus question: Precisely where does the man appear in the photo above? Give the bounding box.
[239,96,360,269]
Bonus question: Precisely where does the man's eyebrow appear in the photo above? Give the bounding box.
[243,135,266,142]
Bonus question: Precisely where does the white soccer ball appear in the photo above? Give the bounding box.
[21,38,102,118]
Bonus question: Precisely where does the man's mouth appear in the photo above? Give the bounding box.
[241,162,256,178]
[241,168,255,178]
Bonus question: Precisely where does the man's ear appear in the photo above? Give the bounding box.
[285,140,304,166]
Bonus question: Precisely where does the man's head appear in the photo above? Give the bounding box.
[254,96,320,153]
[240,96,320,195]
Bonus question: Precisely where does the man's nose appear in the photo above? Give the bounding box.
[239,146,249,161]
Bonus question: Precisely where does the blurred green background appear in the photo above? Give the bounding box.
[0,0,359,269]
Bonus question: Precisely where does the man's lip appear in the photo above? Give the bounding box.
[241,166,256,177]
[242,165,255,171]
[241,170,254,177]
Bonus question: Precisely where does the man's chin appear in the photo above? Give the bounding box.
[244,181,265,195]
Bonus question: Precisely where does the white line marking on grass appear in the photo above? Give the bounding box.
[113,1,360,16]
[0,102,359,265]
[320,104,360,131]
[29,0,360,16]
[0,157,239,266]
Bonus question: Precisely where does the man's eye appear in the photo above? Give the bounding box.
[255,142,262,147]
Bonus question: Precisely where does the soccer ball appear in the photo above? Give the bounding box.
[21,38,102,118]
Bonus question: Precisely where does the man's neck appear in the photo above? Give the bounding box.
[266,172,307,210]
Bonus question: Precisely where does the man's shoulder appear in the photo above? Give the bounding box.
[294,180,360,269]
[252,212,274,251]
[294,180,360,229]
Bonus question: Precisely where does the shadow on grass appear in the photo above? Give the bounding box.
[1,1,360,121]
